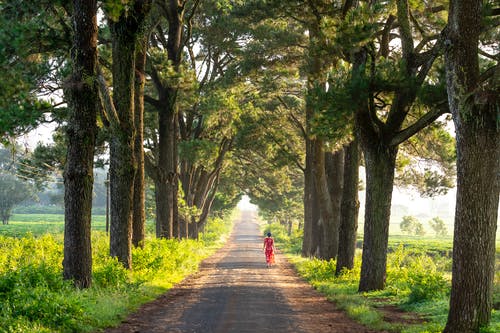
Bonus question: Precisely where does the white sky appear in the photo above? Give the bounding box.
[237,195,258,211]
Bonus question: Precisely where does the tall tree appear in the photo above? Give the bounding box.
[144,0,198,239]
[62,0,98,288]
[105,0,151,268]
[0,173,33,225]
[336,138,360,274]
[352,1,448,291]
[132,35,148,248]
[443,1,500,331]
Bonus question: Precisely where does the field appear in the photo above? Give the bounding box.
[2,214,107,237]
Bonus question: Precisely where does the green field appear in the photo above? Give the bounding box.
[1,214,107,237]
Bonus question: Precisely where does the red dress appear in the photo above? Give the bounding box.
[264,237,275,264]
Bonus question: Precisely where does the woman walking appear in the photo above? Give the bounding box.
[263,232,275,268]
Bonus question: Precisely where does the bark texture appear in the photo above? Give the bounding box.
[358,144,397,291]
[324,149,344,259]
[109,0,151,268]
[63,0,98,288]
[109,19,137,269]
[301,135,318,257]
[336,139,360,274]
[132,36,147,248]
[443,1,500,331]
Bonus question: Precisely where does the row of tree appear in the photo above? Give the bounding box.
[0,1,498,332]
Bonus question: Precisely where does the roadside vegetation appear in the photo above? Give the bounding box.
[0,212,234,333]
[263,222,500,333]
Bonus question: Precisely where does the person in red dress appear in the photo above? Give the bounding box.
[263,232,275,268]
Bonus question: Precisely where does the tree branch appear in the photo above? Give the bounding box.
[144,94,161,109]
[390,100,449,146]
[96,64,119,126]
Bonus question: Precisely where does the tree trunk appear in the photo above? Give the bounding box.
[132,36,147,248]
[108,1,151,260]
[109,11,141,269]
[336,139,360,274]
[151,0,184,239]
[324,149,344,259]
[194,170,221,239]
[312,140,336,260]
[172,113,180,237]
[443,1,499,331]
[153,119,168,239]
[302,136,320,257]
[1,209,10,225]
[63,0,98,288]
[358,144,397,291]
[156,98,176,238]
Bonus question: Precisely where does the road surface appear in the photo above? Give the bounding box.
[105,210,381,333]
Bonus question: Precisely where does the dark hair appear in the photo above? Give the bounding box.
[267,232,271,237]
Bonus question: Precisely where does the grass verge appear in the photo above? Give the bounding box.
[0,211,235,333]
[262,222,499,333]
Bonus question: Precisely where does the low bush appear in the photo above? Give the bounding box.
[0,263,85,332]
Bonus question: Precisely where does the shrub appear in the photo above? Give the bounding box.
[93,257,130,289]
[0,264,84,332]
[407,271,448,303]
[386,244,450,303]
[297,258,336,282]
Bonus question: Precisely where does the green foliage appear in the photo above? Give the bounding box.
[0,0,69,140]
[309,62,357,143]
[397,119,456,197]
[0,265,84,331]
[93,256,130,289]
[103,0,131,22]
[199,215,233,244]
[17,140,67,191]
[407,271,448,303]
[0,235,84,332]
[285,236,494,332]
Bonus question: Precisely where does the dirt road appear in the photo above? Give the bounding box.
[105,210,381,333]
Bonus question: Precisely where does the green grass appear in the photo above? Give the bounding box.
[2,214,108,237]
[0,211,235,333]
[263,222,500,333]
